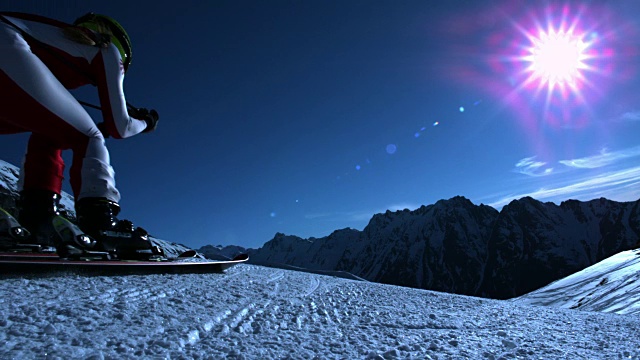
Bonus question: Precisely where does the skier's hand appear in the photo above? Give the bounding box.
[142,109,159,133]
[127,107,148,120]
[128,107,159,133]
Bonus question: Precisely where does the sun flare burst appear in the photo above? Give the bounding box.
[461,2,629,128]
[507,2,610,106]
[525,29,589,88]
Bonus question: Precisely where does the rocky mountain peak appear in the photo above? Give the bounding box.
[249,196,640,299]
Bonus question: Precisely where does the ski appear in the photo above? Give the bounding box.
[0,253,249,275]
[0,207,248,275]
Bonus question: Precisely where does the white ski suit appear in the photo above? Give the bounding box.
[0,12,149,202]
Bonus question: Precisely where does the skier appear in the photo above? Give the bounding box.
[0,12,161,259]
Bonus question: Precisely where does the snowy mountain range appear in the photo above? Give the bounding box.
[2,158,640,357]
[205,196,640,300]
[2,158,639,301]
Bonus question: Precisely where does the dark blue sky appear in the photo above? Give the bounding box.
[2,0,640,249]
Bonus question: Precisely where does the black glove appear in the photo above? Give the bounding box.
[142,109,159,133]
[128,107,159,133]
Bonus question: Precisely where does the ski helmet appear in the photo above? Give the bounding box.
[74,13,132,72]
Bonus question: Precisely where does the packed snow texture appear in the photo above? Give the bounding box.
[1,264,638,359]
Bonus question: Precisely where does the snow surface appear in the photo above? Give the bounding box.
[515,249,640,315]
[1,264,639,359]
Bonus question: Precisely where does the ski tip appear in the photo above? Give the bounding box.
[232,253,249,261]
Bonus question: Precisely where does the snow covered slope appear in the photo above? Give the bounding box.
[514,249,640,315]
[0,160,19,214]
[1,265,638,359]
[0,159,19,193]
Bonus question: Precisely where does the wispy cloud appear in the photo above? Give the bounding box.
[619,111,640,122]
[305,210,373,222]
[559,146,640,169]
[514,156,554,177]
[305,203,422,223]
[489,166,640,208]
[305,210,369,223]
[304,213,334,220]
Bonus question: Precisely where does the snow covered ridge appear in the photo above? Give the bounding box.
[2,158,640,301]
[1,264,639,358]
[209,196,640,300]
[149,236,194,258]
[199,244,248,260]
[0,159,21,212]
[514,248,640,315]
[0,159,19,193]
[0,159,75,218]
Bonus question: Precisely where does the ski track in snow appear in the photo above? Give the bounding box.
[0,264,639,359]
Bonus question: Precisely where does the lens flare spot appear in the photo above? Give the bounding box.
[459,106,465,112]
[386,144,397,154]
[355,165,361,171]
[433,121,439,127]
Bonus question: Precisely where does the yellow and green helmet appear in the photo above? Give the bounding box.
[74,13,133,72]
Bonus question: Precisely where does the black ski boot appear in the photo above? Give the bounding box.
[17,190,61,249]
[75,198,163,260]
[16,190,96,256]
[0,207,31,250]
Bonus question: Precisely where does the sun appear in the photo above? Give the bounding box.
[527,29,588,87]
[475,2,625,127]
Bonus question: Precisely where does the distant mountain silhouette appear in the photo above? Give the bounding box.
[204,196,640,299]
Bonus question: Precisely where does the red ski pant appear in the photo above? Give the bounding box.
[0,70,87,197]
